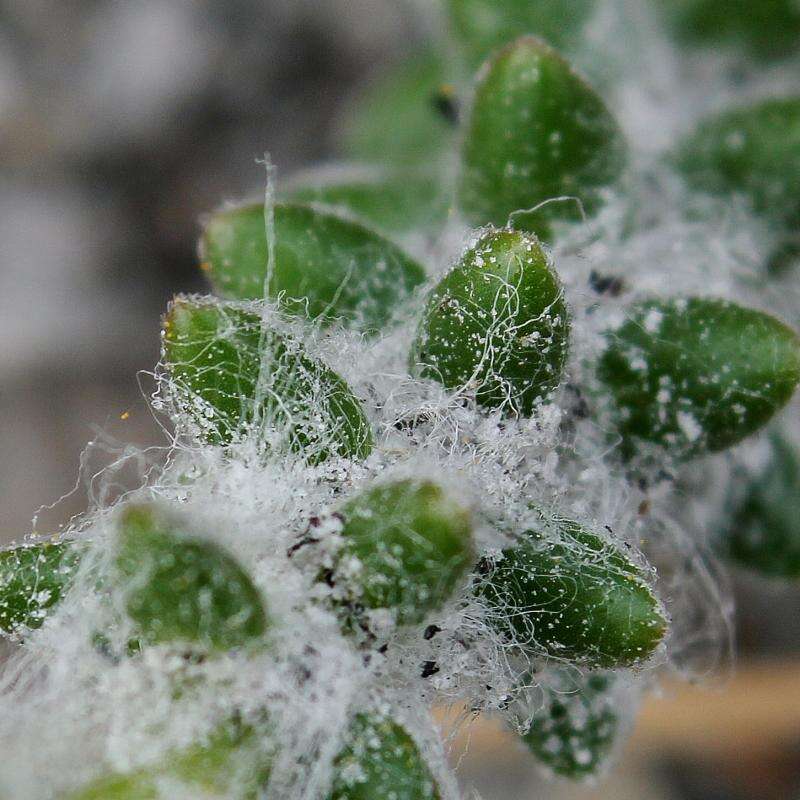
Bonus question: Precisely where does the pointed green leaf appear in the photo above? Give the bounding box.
[0,541,82,634]
[410,229,569,415]
[329,713,440,800]
[287,167,449,238]
[331,479,474,628]
[200,202,427,334]
[522,671,619,779]
[656,0,800,61]
[163,298,374,462]
[475,517,666,667]
[338,52,455,167]
[723,434,800,578]
[116,504,269,651]
[674,98,800,240]
[459,37,626,239]
[66,719,271,800]
[447,0,595,68]
[597,298,800,457]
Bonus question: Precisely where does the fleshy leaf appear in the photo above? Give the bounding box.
[674,98,800,241]
[522,671,620,779]
[329,712,440,800]
[162,298,374,462]
[0,541,83,634]
[656,0,800,61]
[475,516,666,667]
[338,52,455,166]
[723,434,800,578]
[287,167,449,238]
[66,719,271,800]
[459,37,626,239]
[597,298,800,457]
[116,504,269,651]
[200,203,427,334]
[411,229,569,416]
[447,0,595,67]
[331,479,474,628]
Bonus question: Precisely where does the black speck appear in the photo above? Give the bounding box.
[421,661,440,678]
[423,624,442,641]
[589,270,625,296]
[431,88,459,124]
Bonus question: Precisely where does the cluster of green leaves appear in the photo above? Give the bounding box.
[2,0,799,795]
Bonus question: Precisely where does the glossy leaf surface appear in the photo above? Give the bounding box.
[0,541,82,634]
[201,203,426,334]
[459,37,625,239]
[334,479,474,627]
[476,518,666,667]
[163,299,374,461]
[411,229,569,415]
[598,298,800,457]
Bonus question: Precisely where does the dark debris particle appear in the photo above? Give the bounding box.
[589,270,626,296]
[377,643,389,654]
[431,87,459,124]
[421,661,440,678]
[475,557,492,576]
[287,535,319,558]
[423,624,442,641]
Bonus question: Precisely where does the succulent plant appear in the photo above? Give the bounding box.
[2,2,799,797]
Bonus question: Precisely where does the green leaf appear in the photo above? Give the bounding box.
[116,504,269,651]
[162,298,374,462]
[597,298,800,457]
[200,202,427,334]
[338,52,455,167]
[66,719,271,800]
[286,167,449,238]
[329,713,440,800]
[0,541,82,634]
[459,37,626,240]
[410,229,569,416]
[655,0,800,61]
[475,517,666,668]
[521,671,619,779]
[332,479,474,628]
[674,98,800,240]
[447,0,595,68]
[723,434,800,578]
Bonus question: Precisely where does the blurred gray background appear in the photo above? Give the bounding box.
[3,3,800,799]
[0,0,433,541]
